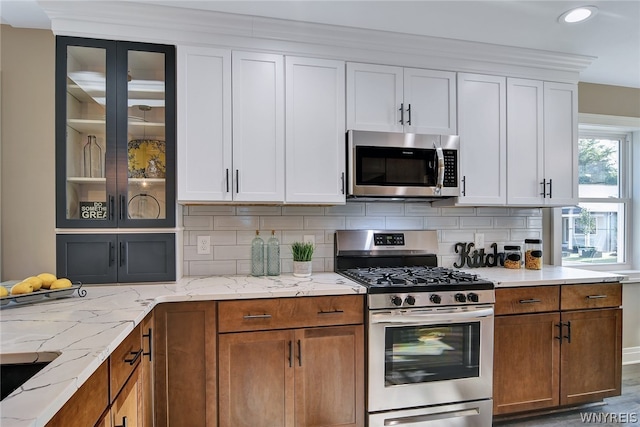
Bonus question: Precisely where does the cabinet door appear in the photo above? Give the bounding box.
[117,233,175,283]
[285,56,346,204]
[111,365,142,427]
[506,78,544,205]
[493,313,560,415]
[560,308,622,406]
[140,312,154,427]
[154,302,217,427]
[219,330,295,427]
[457,73,506,205]
[403,68,457,135]
[232,51,285,202]
[177,46,232,202]
[346,63,403,132]
[543,82,578,206]
[294,325,364,427]
[56,234,118,283]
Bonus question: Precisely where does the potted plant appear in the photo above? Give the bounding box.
[291,241,314,277]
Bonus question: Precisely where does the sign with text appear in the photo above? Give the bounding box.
[80,201,107,220]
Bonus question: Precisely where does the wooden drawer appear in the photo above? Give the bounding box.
[495,286,560,315]
[109,323,142,402]
[218,295,364,333]
[561,283,622,311]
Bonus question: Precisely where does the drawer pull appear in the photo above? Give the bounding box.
[318,309,345,315]
[518,299,541,304]
[143,328,152,361]
[297,339,302,367]
[288,340,293,368]
[243,314,272,319]
[554,323,563,340]
[587,295,608,299]
[124,349,143,366]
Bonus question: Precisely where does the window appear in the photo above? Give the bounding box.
[562,131,631,266]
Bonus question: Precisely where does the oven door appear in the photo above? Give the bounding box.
[368,305,494,413]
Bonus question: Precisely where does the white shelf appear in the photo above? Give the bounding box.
[67,177,165,184]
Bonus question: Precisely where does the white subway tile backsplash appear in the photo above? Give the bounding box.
[511,229,542,240]
[441,230,475,243]
[214,245,251,260]
[494,217,527,228]
[282,206,325,215]
[190,260,238,276]
[528,217,543,229]
[384,217,424,230]
[183,215,214,229]
[345,216,385,230]
[214,215,259,230]
[325,204,365,216]
[237,206,282,216]
[237,230,280,245]
[510,208,542,216]
[184,246,214,261]
[188,230,236,246]
[188,205,236,215]
[261,216,304,230]
[405,204,440,216]
[476,207,510,216]
[304,216,346,230]
[442,207,476,216]
[366,203,404,216]
[460,217,493,229]
[425,217,459,229]
[476,229,510,242]
[281,230,324,244]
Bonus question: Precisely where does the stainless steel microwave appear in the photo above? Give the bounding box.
[347,130,460,199]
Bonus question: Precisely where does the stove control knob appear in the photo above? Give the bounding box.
[405,295,416,306]
[467,292,479,303]
[455,293,467,303]
[430,294,442,304]
[390,296,403,306]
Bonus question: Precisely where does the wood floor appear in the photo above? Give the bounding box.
[493,363,640,426]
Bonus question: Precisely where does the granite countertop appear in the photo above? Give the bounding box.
[462,265,625,287]
[0,273,366,427]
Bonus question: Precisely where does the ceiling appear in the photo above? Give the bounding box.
[2,0,639,88]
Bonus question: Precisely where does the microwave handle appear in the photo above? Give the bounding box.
[434,145,445,194]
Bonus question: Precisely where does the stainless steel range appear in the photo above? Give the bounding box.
[335,229,494,427]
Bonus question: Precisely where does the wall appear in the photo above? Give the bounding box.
[181,204,542,275]
[0,26,56,280]
[578,82,640,118]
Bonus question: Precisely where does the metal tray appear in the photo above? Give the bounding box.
[0,281,86,308]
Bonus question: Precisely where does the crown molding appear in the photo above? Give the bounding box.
[41,1,594,83]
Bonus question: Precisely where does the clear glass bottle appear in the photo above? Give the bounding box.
[503,245,523,269]
[251,230,265,276]
[266,230,280,276]
[83,135,103,178]
[524,239,543,270]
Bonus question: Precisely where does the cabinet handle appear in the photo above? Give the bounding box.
[243,314,272,319]
[407,104,412,125]
[554,323,563,341]
[399,103,404,125]
[461,176,466,196]
[341,172,345,195]
[548,178,553,198]
[109,195,115,221]
[109,242,115,266]
[563,321,572,343]
[143,328,152,362]
[518,299,541,304]
[540,179,547,198]
[318,309,344,315]
[124,349,143,366]
[288,340,293,368]
[226,169,230,193]
[114,416,128,427]
[297,339,302,367]
[236,169,239,194]
[119,242,126,267]
[120,194,126,220]
[587,295,608,299]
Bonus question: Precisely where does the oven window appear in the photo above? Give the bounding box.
[384,322,480,386]
[356,146,436,186]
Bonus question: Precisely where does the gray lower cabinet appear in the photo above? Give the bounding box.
[56,233,176,284]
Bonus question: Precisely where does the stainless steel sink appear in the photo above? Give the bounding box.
[0,352,60,400]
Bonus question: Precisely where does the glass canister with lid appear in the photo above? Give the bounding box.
[503,245,523,269]
[524,239,543,270]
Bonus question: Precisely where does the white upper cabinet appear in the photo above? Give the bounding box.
[506,79,578,206]
[177,46,232,202]
[346,63,456,134]
[542,82,578,206]
[285,57,346,204]
[456,73,507,205]
[232,51,285,202]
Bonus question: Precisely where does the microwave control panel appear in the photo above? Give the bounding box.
[443,150,458,187]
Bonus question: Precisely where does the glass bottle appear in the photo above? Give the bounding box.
[266,230,280,276]
[524,239,543,270]
[251,230,265,276]
[83,135,103,177]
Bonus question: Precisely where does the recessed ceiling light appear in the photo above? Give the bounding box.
[559,6,598,24]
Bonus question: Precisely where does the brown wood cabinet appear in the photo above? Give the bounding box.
[141,311,154,427]
[493,283,622,417]
[218,295,365,427]
[154,301,217,427]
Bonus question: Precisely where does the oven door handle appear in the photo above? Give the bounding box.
[371,307,494,324]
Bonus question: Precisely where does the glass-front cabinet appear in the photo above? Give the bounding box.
[56,36,176,228]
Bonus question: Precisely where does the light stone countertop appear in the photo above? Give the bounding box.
[0,273,366,427]
[461,265,625,287]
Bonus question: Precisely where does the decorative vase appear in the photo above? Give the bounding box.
[293,261,312,277]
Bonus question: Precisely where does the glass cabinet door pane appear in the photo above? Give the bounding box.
[66,45,109,221]
[126,50,166,221]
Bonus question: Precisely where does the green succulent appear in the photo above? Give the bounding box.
[291,241,314,262]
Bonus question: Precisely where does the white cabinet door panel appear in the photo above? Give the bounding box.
[506,78,544,205]
[346,63,403,132]
[404,68,457,135]
[457,73,506,205]
[232,51,285,202]
[285,57,346,204]
[177,46,232,202]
